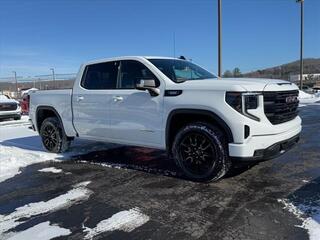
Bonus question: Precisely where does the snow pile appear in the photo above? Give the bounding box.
[0,145,61,183]
[7,221,71,240]
[278,199,320,240]
[299,90,320,104]
[38,167,63,174]
[83,208,149,239]
[0,123,112,183]
[0,181,91,238]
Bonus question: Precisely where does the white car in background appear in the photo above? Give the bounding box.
[0,94,22,120]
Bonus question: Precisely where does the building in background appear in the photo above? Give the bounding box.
[289,73,320,88]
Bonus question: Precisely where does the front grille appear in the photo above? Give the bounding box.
[263,90,299,124]
[0,102,17,111]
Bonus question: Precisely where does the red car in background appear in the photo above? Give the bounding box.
[20,94,30,115]
[19,88,37,115]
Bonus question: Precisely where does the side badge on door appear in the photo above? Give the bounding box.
[164,90,183,97]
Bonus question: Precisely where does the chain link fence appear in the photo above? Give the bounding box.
[0,73,76,98]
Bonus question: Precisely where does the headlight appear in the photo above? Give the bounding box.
[244,94,258,109]
[225,92,242,113]
[226,92,261,121]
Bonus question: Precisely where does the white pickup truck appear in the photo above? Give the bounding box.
[29,56,301,181]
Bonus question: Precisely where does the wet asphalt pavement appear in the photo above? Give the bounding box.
[0,105,320,240]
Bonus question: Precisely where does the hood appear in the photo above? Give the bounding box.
[0,98,18,104]
[173,78,298,92]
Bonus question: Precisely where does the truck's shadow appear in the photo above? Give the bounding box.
[2,135,257,181]
[70,146,257,181]
[71,146,183,178]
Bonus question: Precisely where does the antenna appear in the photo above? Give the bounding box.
[173,32,176,59]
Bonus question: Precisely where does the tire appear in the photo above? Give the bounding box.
[172,122,231,182]
[14,115,21,120]
[40,117,71,153]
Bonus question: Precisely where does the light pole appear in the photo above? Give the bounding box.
[297,0,304,90]
[50,68,55,89]
[12,71,18,98]
[38,78,41,90]
[218,0,222,77]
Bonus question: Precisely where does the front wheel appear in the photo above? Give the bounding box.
[40,117,71,153]
[172,122,231,182]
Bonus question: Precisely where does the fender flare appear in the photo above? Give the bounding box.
[165,109,234,148]
[35,106,66,135]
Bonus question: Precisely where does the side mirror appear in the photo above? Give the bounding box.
[135,79,160,96]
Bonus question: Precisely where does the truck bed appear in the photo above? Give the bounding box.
[29,89,77,137]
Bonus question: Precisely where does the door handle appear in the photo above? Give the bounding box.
[77,96,84,102]
[113,96,123,102]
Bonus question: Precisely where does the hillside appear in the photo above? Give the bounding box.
[243,58,320,80]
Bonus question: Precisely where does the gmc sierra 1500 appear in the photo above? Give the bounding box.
[29,56,301,181]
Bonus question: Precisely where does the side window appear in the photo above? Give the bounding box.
[119,60,160,89]
[81,61,118,90]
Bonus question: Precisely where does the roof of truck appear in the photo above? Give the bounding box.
[84,56,181,65]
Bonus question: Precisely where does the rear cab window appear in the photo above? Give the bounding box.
[81,61,119,90]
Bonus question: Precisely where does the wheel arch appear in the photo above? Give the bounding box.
[165,109,234,151]
[35,106,66,135]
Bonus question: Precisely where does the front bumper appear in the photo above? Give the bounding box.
[232,134,300,162]
[228,123,301,161]
[0,112,21,119]
[0,107,21,119]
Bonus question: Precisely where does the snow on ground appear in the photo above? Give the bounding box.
[0,120,112,183]
[7,221,71,240]
[83,208,150,239]
[0,181,91,238]
[0,116,30,127]
[38,167,63,174]
[0,123,62,182]
[278,199,320,240]
[0,145,62,183]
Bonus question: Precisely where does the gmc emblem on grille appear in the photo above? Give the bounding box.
[286,96,298,103]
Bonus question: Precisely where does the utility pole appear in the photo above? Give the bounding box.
[50,68,55,89]
[38,78,41,90]
[13,71,18,98]
[218,0,222,77]
[297,0,304,90]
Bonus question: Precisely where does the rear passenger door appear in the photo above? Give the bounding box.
[72,61,119,140]
[108,60,163,147]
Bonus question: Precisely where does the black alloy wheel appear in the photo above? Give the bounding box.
[40,117,71,153]
[179,132,217,177]
[172,122,231,182]
[42,124,59,151]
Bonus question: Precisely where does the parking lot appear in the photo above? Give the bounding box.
[0,104,319,240]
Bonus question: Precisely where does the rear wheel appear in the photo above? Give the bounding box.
[172,122,231,182]
[40,117,71,153]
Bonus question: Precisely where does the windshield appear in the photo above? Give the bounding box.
[148,59,216,83]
